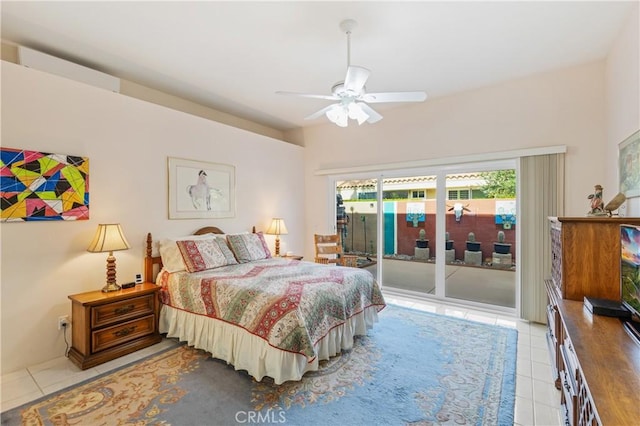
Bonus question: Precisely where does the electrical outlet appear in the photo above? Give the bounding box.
[58,315,69,330]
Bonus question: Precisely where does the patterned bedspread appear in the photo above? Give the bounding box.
[157,258,385,360]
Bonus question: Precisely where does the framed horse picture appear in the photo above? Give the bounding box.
[168,157,235,219]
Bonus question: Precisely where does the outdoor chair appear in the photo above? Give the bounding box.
[314,234,358,267]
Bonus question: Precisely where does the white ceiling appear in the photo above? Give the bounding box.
[1,1,636,131]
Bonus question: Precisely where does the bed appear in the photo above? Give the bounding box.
[144,227,385,384]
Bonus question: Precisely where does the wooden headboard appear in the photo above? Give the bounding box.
[144,226,225,283]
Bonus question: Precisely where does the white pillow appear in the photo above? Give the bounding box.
[159,233,224,272]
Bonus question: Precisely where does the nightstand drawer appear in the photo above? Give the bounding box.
[91,294,155,328]
[92,314,156,353]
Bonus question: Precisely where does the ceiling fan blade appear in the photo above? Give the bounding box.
[304,104,337,121]
[344,66,370,93]
[276,91,339,101]
[362,91,427,103]
[358,103,383,123]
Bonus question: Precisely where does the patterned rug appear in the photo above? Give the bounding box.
[1,305,517,425]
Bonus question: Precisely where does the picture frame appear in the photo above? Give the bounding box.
[1,147,90,222]
[619,130,640,199]
[168,157,235,219]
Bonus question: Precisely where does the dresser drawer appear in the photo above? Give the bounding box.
[91,294,155,328]
[561,369,577,425]
[560,337,580,399]
[92,314,156,353]
[546,304,556,337]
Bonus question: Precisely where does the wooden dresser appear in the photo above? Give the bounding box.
[546,217,640,425]
[549,216,640,301]
[68,283,161,369]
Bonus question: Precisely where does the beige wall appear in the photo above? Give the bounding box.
[0,62,305,374]
[605,4,640,216]
[1,41,301,146]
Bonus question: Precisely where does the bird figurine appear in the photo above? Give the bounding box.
[604,192,626,216]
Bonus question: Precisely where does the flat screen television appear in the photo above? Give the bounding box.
[621,224,640,345]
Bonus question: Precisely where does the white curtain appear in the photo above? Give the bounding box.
[519,153,565,323]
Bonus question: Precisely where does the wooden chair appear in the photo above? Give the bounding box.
[314,234,358,267]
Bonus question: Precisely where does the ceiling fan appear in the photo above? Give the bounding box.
[276,19,427,127]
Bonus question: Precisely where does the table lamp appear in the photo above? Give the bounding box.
[266,218,288,257]
[87,223,131,292]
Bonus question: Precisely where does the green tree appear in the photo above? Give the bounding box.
[480,170,516,198]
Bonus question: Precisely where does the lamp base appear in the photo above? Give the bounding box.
[274,236,281,257]
[101,282,122,293]
[101,252,121,292]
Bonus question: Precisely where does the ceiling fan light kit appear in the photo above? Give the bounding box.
[326,104,349,127]
[277,19,427,127]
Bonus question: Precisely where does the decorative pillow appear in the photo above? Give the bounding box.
[211,238,238,265]
[227,232,272,263]
[176,238,238,273]
[159,233,221,272]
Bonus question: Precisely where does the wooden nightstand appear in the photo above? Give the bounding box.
[67,283,161,370]
[282,254,303,260]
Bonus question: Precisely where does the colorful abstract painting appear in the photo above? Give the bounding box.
[1,148,89,222]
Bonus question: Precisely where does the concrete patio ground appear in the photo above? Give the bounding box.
[364,258,516,309]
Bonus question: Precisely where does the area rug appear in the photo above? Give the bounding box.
[1,305,517,425]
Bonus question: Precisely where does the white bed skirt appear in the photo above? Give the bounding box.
[159,305,381,384]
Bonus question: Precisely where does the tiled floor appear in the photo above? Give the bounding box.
[0,338,180,413]
[1,294,561,425]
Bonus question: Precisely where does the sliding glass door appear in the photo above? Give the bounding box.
[444,167,516,308]
[333,160,517,311]
[380,174,437,293]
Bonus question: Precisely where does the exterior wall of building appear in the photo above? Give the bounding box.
[342,199,516,262]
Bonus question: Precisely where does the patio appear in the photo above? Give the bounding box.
[363,258,516,309]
